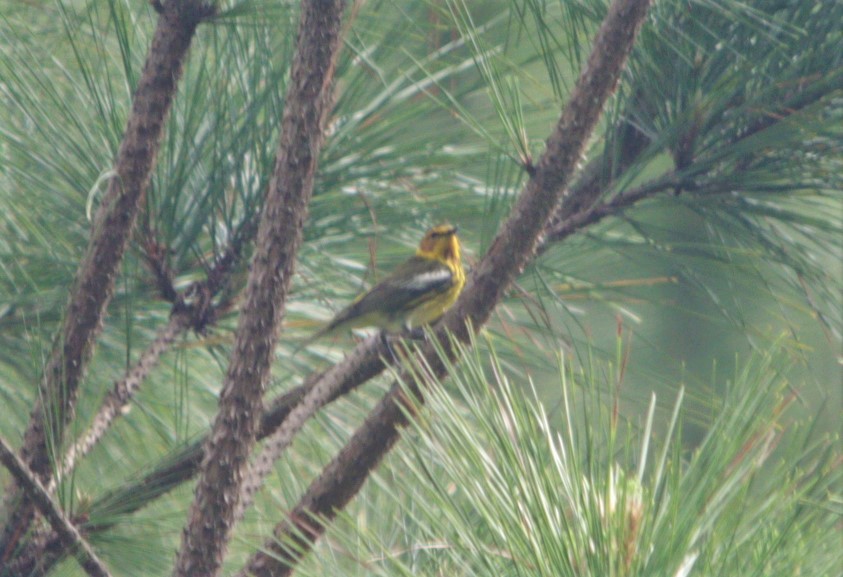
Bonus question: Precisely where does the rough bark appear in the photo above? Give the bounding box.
[241,0,653,574]
[0,438,111,577]
[235,337,392,518]
[55,215,257,491]
[0,0,213,562]
[8,337,386,577]
[540,115,651,249]
[55,313,191,488]
[171,1,346,576]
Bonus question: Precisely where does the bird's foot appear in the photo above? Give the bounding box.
[379,330,401,364]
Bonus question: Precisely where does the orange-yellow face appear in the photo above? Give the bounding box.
[417,224,461,262]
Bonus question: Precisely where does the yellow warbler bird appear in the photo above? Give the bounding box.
[307,224,465,343]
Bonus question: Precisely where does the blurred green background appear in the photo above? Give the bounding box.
[0,0,840,575]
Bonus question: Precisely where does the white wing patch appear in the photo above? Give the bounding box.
[402,269,452,291]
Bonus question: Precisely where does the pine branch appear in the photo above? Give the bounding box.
[235,335,395,518]
[9,338,387,577]
[540,114,651,248]
[0,438,111,577]
[93,338,383,525]
[239,0,652,574]
[544,174,680,244]
[171,1,347,575]
[0,0,214,562]
[53,313,191,489]
[51,210,257,501]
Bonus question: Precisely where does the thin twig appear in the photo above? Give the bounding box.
[235,335,388,518]
[543,174,679,243]
[54,313,191,490]
[0,437,112,577]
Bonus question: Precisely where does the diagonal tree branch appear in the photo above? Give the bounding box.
[89,338,383,527]
[171,1,347,575]
[54,208,260,490]
[239,0,652,574]
[9,337,389,577]
[54,312,192,489]
[235,336,394,518]
[541,113,651,247]
[0,437,111,577]
[0,0,214,562]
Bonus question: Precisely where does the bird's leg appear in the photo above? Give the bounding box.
[380,330,401,365]
[403,323,427,341]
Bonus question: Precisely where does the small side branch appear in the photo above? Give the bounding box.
[235,335,390,519]
[543,175,679,245]
[55,313,191,487]
[0,437,112,577]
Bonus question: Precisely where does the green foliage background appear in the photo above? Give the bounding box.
[0,0,839,575]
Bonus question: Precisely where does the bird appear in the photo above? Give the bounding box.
[303,224,465,346]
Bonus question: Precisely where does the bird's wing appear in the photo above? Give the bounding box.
[377,257,455,309]
[327,257,454,330]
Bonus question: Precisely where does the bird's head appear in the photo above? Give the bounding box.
[417,224,461,263]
